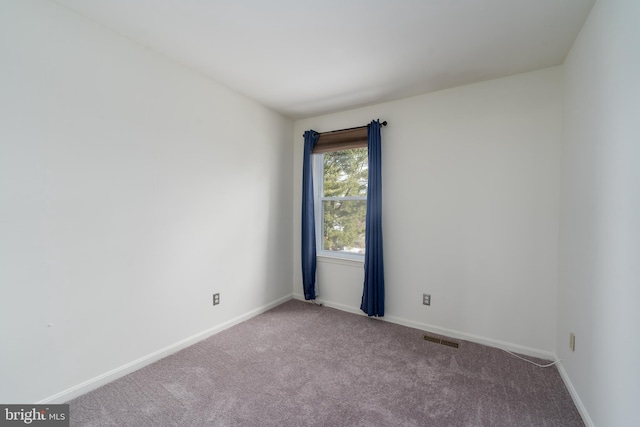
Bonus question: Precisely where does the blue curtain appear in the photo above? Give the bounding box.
[361,120,385,316]
[301,130,319,300]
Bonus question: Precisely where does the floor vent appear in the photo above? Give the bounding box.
[421,334,460,349]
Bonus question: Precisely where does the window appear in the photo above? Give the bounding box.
[314,147,368,260]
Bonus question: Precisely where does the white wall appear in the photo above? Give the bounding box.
[0,0,293,403]
[558,0,640,425]
[293,67,562,355]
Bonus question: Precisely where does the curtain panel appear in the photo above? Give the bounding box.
[360,120,385,317]
[301,130,319,300]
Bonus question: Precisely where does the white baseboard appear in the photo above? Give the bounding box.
[293,294,554,360]
[383,314,556,360]
[556,361,594,427]
[37,293,293,404]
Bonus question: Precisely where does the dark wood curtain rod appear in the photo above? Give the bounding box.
[303,120,387,137]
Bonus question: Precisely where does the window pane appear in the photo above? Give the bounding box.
[322,200,366,254]
[323,148,368,197]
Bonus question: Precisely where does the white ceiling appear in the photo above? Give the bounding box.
[53,0,594,119]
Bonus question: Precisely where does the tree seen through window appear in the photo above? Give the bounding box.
[321,148,368,254]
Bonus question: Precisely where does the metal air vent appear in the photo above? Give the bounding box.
[421,334,460,349]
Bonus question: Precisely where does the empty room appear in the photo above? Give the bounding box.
[1,0,638,426]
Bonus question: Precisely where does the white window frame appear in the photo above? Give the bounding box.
[313,152,366,262]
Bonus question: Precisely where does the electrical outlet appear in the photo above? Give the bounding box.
[423,294,431,306]
[569,332,575,352]
[213,293,220,306]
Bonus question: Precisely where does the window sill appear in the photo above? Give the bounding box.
[317,254,364,267]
